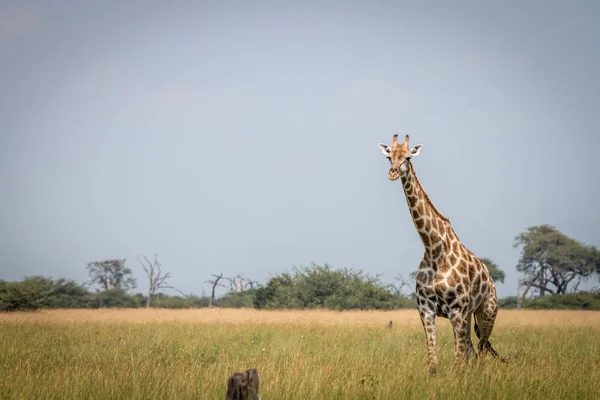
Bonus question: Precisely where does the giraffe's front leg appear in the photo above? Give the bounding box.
[418,308,437,374]
[448,308,473,364]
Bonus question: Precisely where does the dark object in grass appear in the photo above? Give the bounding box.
[225,368,260,400]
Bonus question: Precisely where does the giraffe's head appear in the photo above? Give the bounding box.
[378,134,423,181]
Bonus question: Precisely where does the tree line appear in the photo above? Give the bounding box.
[1,224,599,312]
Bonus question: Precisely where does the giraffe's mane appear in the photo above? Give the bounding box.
[408,162,451,223]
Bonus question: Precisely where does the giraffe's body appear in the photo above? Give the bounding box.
[378,134,500,373]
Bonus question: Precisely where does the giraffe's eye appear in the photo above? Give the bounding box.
[386,157,391,162]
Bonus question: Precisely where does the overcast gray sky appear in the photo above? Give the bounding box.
[1,1,599,298]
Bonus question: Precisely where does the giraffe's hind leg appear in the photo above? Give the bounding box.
[474,304,502,360]
[465,313,475,359]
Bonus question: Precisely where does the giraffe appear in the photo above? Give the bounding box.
[377,134,501,373]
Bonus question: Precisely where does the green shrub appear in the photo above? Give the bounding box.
[254,264,414,310]
[218,290,256,308]
[498,292,600,310]
[498,296,520,309]
[0,276,91,311]
[89,289,138,308]
[149,293,209,308]
[525,292,600,310]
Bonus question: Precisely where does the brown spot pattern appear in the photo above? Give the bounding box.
[415,218,425,230]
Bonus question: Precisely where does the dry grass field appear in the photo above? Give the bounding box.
[1,308,599,399]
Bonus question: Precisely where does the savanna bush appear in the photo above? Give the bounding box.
[254,263,415,310]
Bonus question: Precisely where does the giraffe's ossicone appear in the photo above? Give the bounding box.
[378,134,502,373]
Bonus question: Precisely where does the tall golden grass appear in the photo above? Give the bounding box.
[1,309,599,399]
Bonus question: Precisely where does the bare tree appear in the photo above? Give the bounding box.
[205,273,226,307]
[86,259,136,291]
[139,254,172,308]
[170,287,191,298]
[388,273,413,298]
[226,275,244,293]
[246,280,260,290]
[226,274,258,293]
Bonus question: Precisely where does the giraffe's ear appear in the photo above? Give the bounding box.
[378,143,391,156]
[409,144,423,157]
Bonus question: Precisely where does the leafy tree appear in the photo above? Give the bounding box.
[86,259,136,291]
[0,280,5,310]
[0,276,54,311]
[219,290,257,308]
[479,258,506,284]
[254,263,413,310]
[47,278,91,308]
[254,274,298,309]
[0,276,90,311]
[89,288,137,308]
[514,225,600,297]
[1,276,209,311]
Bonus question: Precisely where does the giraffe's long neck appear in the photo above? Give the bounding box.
[400,162,455,264]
